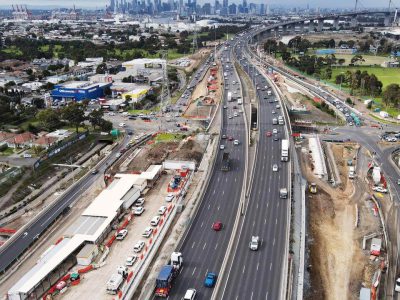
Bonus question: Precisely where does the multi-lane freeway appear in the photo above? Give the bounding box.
[166,41,247,299]
[219,40,289,300]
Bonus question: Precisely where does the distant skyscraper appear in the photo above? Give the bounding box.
[110,0,115,11]
[228,3,236,15]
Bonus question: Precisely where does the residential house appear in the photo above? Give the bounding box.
[6,132,36,148]
[31,136,58,149]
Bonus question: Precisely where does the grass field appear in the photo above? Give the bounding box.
[127,108,160,114]
[2,46,23,56]
[330,67,400,89]
[155,133,185,142]
[315,54,388,66]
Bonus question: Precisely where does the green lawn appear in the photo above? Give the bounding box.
[315,54,389,66]
[155,133,185,142]
[128,109,159,114]
[0,147,15,156]
[2,46,23,56]
[330,67,400,89]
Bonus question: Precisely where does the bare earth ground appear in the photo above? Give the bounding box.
[302,142,381,300]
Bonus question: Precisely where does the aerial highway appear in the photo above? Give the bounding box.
[0,132,135,275]
[218,40,289,300]
[165,41,247,299]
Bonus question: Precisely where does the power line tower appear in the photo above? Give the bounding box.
[159,50,170,130]
[354,0,358,12]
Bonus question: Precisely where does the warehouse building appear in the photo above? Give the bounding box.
[51,81,112,102]
[8,167,162,300]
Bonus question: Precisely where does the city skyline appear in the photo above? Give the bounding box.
[0,0,395,9]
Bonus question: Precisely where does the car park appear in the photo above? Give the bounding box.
[183,288,197,300]
[212,221,223,231]
[116,229,128,240]
[150,216,161,226]
[126,255,137,266]
[142,227,153,238]
[135,198,145,207]
[204,272,217,288]
[133,206,145,215]
[133,241,145,253]
[165,194,175,202]
[158,206,167,215]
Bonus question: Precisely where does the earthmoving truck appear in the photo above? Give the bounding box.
[281,139,289,162]
[155,252,183,297]
[221,152,230,171]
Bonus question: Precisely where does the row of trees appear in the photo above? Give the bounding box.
[36,103,112,133]
[382,84,400,108]
[334,70,383,96]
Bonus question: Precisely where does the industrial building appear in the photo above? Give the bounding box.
[8,166,162,300]
[51,81,112,102]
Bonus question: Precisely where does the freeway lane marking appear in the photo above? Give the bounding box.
[277,201,280,208]
[257,262,259,271]
[243,265,246,273]
[192,267,196,276]
[235,177,237,182]
[251,291,254,300]
[266,292,268,300]
[213,189,216,194]
[273,237,276,246]
[208,204,210,210]
[201,222,204,228]
[217,205,220,211]
[267,202,269,208]
[203,242,207,250]
[215,243,218,250]
[192,241,196,248]
[276,218,278,225]
[270,262,272,271]
[264,218,267,224]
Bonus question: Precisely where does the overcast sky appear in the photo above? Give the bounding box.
[0,0,392,8]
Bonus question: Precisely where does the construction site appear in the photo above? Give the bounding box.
[298,135,392,300]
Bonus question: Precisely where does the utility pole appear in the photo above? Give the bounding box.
[159,50,170,131]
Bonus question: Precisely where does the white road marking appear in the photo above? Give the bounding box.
[201,222,204,228]
[277,201,280,208]
[235,177,237,182]
[218,205,220,211]
[264,218,267,224]
[257,262,259,271]
[215,243,218,250]
[218,176,220,182]
[208,204,210,210]
[273,237,276,246]
[256,203,259,209]
[222,190,225,195]
[268,186,271,193]
[213,189,216,194]
[243,265,246,273]
[276,218,278,225]
[253,221,255,227]
[203,242,207,250]
[226,177,228,182]
[270,262,272,271]
[192,241,195,248]
[266,292,268,300]
[251,291,254,300]
[192,267,196,276]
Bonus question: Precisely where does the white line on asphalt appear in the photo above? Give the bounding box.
[273,237,276,246]
[215,243,218,250]
[226,177,228,182]
[192,241,195,248]
[266,292,268,300]
[235,177,237,182]
[256,203,258,209]
[257,262,259,271]
[213,189,216,194]
[251,291,254,300]
[208,204,210,210]
[218,205,220,211]
[222,190,225,195]
[243,265,246,273]
[203,242,207,250]
[268,186,271,193]
[270,262,272,271]
[192,267,196,276]
[275,218,278,225]
[201,222,204,228]
[218,176,220,182]
[264,218,267,224]
[253,221,255,227]
[267,202,269,208]
[277,201,280,208]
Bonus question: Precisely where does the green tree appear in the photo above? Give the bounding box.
[96,63,107,74]
[88,109,104,130]
[99,119,113,132]
[382,84,400,107]
[36,108,62,131]
[61,103,86,133]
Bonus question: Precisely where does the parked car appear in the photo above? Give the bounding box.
[126,255,137,266]
[133,206,145,216]
[372,186,388,193]
[165,194,175,202]
[116,229,128,240]
[135,198,145,207]
[150,216,161,226]
[133,241,145,253]
[142,227,153,238]
[158,206,167,215]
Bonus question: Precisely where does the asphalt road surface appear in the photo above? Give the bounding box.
[165,41,247,299]
[0,134,132,274]
[220,43,289,300]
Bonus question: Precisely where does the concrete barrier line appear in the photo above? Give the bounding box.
[211,45,250,300]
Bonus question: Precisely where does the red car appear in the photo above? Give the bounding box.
[266,131,272,137]
[228,136,234,141]
[212,221,223,231]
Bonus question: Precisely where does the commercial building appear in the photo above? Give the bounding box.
[51,81,112,102]
[121,87,149,102]
[8,167,163,300]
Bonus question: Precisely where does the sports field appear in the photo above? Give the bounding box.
[331,66,400,88]
[316,54,388,66]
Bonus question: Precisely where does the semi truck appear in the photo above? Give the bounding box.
[281,139,289,162]
[155,252,183,297]
[221,152,230,171]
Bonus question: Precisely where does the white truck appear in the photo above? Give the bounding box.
[267,90,272,96]
[349,166,355,179]
[281,139,289,162]
[237,98,243,105]
[106,266,128,295]
[279,188,288,199]
[227,91,232,102]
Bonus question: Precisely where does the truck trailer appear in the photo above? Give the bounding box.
[281,139,289,162]
[221,152,230,171]
[154,252,183,297]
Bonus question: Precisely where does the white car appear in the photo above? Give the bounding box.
[223,105,227,109]
[158,206,167,215]
[142,227,153,238]
[272,164,278,172]
[233,140,239,145]
[135,198,145,207]
[165,194,175,202]
[183,288,197,300]
[220,145,225,150]
[133,206,145,216]
[126,255,137,266]
[395,277,400,292]
[119,123,126,127]
[275,104,280,109]
[228,115,233,119]
[372,186,388,193]
[272,110,276,114]
[234,112,238,117]
[249,236,260,251]
[272,129,278,134]
[133,241,145,253]
[116,229,128,240]
[150,216,161,226]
